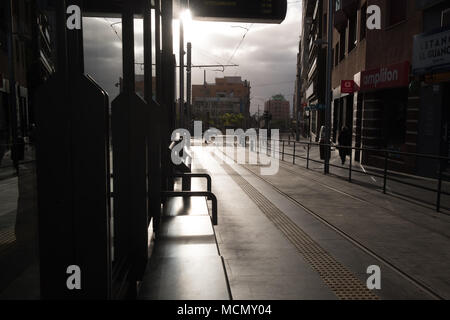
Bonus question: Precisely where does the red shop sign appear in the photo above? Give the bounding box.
[341,80,356,93]
[360,61,410,92]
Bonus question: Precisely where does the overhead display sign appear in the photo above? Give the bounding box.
[189,0,288,24]
[412,28,450,75]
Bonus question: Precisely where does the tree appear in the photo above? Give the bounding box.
[220,113,244,129]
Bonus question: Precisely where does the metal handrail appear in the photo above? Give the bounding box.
[275,139,450,161]
[170,173,212,192]
[244,138,450,213]
[161,191,218,225]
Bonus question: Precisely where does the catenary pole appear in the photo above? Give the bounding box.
[324,0,334,174]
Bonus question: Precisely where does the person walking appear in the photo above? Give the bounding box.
[338,126,351,165]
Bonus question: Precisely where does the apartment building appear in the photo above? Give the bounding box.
[299,0,327,140]
[264,94,291,129]
[192,76,250,128]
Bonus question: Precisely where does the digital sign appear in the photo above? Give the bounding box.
[189,0,288,24]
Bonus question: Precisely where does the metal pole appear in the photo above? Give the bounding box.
[296,72,301,141]
[187,42,192,131]
[179,4,185,128]
[6,0,19,173]
[293,142,296,165]
[307,142,310,169]
[155,0,162,102]
[282,140,285,161]
[349,147,352,182]
[324,0,334,174]
[122,11,135,95]
[144,4,152,102]
[161,0,174,191]
[383,151,388,194]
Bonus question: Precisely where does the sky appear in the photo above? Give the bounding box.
[83,1,302,116]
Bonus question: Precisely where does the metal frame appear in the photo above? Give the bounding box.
[171,173,212,192]
[161,191,218,225]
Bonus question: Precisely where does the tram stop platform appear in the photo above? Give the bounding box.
[138,188,231,300]
[138,144,450,300]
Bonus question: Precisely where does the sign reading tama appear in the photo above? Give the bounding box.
[413,28,450,74]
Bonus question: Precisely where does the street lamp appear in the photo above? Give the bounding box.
[311,4,333,174]
[324,0,334,174]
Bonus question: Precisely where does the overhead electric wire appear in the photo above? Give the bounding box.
[227,23,253,64]
[196,48,229,66]
[103,18,122,41]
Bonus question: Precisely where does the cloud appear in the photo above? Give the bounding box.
[83,2,303,114]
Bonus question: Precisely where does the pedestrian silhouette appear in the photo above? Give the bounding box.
[338,126,351,165]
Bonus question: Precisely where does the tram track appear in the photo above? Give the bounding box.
[210,145,445,299]
[241,143,450,240]
[276,161,450,241]
[238,160,445,300]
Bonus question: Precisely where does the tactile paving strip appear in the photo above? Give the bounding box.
[0,227,16,254]
[221,161,379,300]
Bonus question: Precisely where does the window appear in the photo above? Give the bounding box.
[348,13,357,53]
[443,8,450,27]
[360,3,367,40]
[389,0,407,26]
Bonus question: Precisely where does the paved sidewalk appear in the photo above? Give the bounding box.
[192,145,450,300]
[279,142,450,212]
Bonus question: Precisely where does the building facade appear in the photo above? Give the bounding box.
[299,0,450,175]
[412,0,450,176]
[0,0,54,166]
[299,0,327,141]
[264,94,291,129]
[192,76,250,129]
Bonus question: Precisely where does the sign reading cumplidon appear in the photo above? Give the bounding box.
[189,0,287,24]
[360,62,410,92]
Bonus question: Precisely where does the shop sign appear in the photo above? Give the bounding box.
[412,28,450,74]
[341,80,357,93]
[360,61,410,91]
